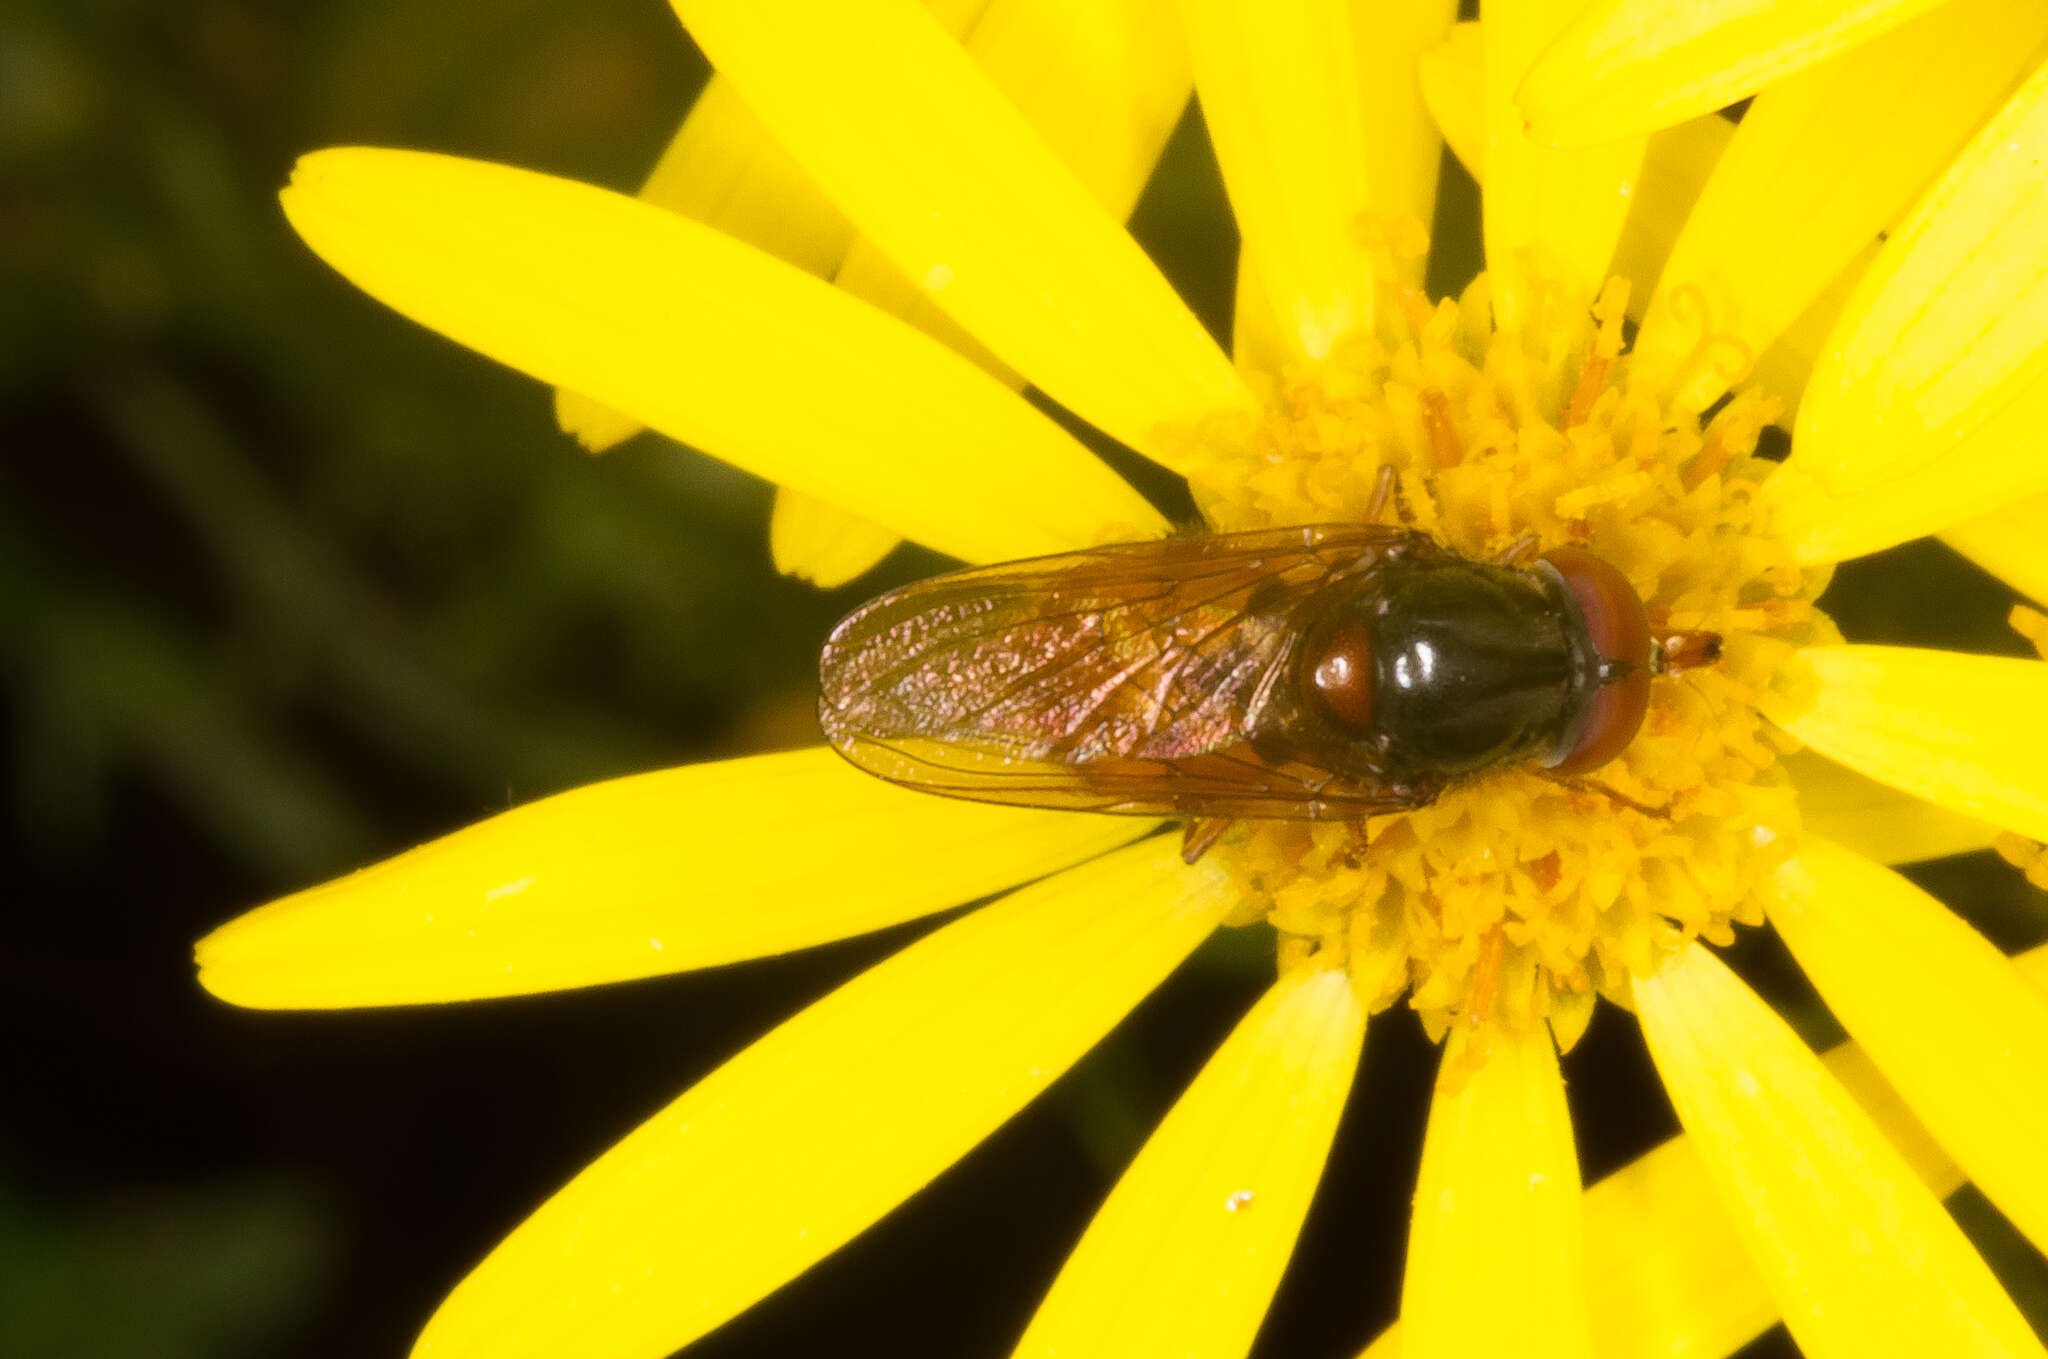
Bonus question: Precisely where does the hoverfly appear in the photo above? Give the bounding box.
[818,523,1717,848]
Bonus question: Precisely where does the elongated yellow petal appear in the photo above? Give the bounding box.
[1357,0,1459,267]
[1771,836,2048,1257]
[281,149,1163,564]
[1635,0,2048,411]
[1749,243,1870,414]
[197,747,1150,1008]
[1604,114,1730,311]
[1402,1029,1591,1359]
[1562,948,2048,1359]
[1421,21,1727,315]
[580,0,1190,574]
[1519,0,1950,146]
[1483,0,1646,326]
[764,0,1194,584]
[973,0,1193,225]
[410,837,1232,1359]
[1945,490,2048,606]
[1230,254,1291,385]
[1635,944,2045,1359]
[1418,21,1484,176]
[1011,968,1362,1359]
[553,0,990,452]
[1359,947,2048,1359]
[1784,748,1997,865]
[1574,1139,1777,1359]
[1182,0,1391,358]
[669,0,1250,468]
[1354,1034,1972,1359]
[551,81,855,453]
[1773,58,2048,564]
[554,386,649,455]
[768,486,903,587]
[1769,644,2048,844]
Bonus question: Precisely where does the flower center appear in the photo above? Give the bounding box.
[1175,273,1829,1062]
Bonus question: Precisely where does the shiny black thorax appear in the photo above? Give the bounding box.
[1366,555,1598,779]
[1273,551,1604,789]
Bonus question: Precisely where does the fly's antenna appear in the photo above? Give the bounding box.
[1649,629,1727,758]
[1651,630,1723,675]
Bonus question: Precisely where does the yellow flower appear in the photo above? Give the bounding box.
[197,2,2048,1357]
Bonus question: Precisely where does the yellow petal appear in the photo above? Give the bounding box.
[820,0,1186,391]
[768,486,903,587]
[1581,1141,1792,1359]
[1771,836,2048,1258]
[1573,1034,1963,1359]
[411,836,1234,1359]
[1634,944,2044,1359]
[1634,0,2048,411]
[1418,21,1484,177]
[1358,944,2048,1359]
[1518,0,1951,146]
[1357,0,1460,269]
[197,747,1150,1008]
[1482,0,1646,326]
[1769,644,2048,844]
[1945,490,2048,606]
[1783,748,1998,865]
[549,73,862,453]
[1421,21,1729,317]
[1011,968,1363,1359]
[572,0,1190,506]
[1401,1029,1592,1359]
[1353,1038,1971,1359]
[552,0,993,451]
[971,0,1193,224]
[281,148,1163,564]
[1180,0,1431,357]
[774,0,1190,583]
[1749,242,1871,414]
[1230,253,1291,385]
[1603,113,1731,313]
[554,386,648,455]
[1773,57,2048,564]
[668,0,1252,467]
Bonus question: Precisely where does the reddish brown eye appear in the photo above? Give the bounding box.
[1540,547,1652,775]
[1305,619,1375,732]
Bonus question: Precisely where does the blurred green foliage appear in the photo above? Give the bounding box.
[1,3,874,1354]
[1,0,867,892]
[0,1175,329,1359]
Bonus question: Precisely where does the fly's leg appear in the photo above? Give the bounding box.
[1420,389,1462,468]
[1463,926,1506,1029]
[1363,464,1398,523]
[1181,817,1233,865]
[1494,531,1541,566]
[1545,773,1672,820]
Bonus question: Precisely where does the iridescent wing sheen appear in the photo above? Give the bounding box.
[817,523,1438,819]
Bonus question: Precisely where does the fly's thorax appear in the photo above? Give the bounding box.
[1317,556,1597,782]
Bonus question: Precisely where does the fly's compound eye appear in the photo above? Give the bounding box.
[1302,616,1376,733]
[1540,546,1652,776]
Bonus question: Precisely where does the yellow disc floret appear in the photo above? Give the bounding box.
[1178,273,1830,1063]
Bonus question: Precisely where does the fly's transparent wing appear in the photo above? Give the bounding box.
[818,524,1432,818]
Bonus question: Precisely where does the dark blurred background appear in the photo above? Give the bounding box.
[4,2,2045,1357]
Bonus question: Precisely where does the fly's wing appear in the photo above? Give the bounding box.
[818,524,1432,818]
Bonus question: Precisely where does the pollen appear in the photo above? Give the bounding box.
[1178,272,1830,1063]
